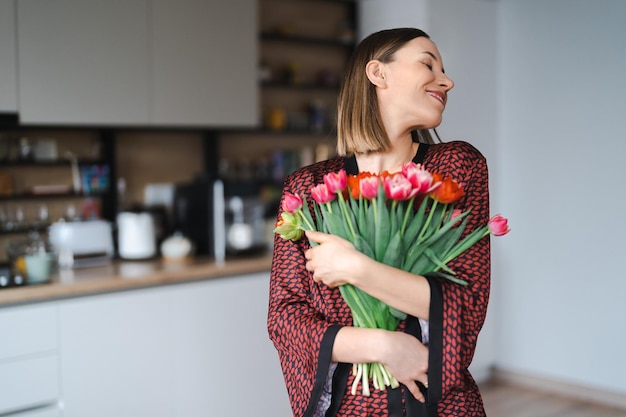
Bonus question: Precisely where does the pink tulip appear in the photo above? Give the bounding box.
[383,173,414,200]
[488,214,510,236]
[360,176,380,199]
[281,193,303,213]
[402,163,435,194]
[311,183,336,204]
[450,209,463,225]
[323,169,348,194]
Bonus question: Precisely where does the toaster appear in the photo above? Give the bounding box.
[48,220,114,268]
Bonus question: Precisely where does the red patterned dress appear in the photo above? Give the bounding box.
[268,140,491,417]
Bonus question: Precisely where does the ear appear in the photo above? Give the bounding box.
[365,60,387,88]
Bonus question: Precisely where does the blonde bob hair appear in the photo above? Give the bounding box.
[336,28,440,156]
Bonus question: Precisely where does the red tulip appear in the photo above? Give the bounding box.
[323,169,348,194]
[488,214,510,236]
[281,192,303,213]
[311,183,335,204]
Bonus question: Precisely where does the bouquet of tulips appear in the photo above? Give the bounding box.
[274,162,509,396]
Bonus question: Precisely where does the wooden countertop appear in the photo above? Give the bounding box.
[0,255,273,307]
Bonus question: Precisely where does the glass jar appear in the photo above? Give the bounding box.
[6,232,55,285]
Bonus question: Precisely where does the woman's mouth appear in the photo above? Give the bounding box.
[427,90,446,106]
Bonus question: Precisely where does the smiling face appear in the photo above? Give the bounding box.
[375,37,454,131]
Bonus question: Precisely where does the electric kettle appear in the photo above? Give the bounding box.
[117,211,156,260]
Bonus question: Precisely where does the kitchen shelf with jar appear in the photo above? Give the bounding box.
[0,131,116,240]
[217,0,356,190]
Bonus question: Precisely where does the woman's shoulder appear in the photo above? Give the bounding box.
[423,140,487,180]
[427,140,486,163]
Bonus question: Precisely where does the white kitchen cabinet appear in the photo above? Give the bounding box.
[16,0,258,127]
[0,304,60,415]
[57,273,291,417]
[170,273,291,416]
[58,286,177,417]
[151,0,258,127]
[17,1,152,125]
[0,0,18,112]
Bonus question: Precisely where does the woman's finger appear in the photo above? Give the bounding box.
[405,381,425,403]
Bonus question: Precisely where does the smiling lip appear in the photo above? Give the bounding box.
[427,90,446,106]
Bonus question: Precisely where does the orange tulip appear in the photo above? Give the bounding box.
[347,172,376,199]
[429,173,465,204]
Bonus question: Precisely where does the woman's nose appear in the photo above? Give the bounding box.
[440,73,454,91]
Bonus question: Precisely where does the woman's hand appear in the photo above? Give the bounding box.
[304,230,367,287]
[380,331,429,402]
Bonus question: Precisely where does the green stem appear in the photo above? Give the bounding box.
[340,285,376,328]
[442,228,490,264]
[418,199,438,240]
[297,208,316,231]
[338,191,357,240]
[372,197,378,224]
[400,197,415,236]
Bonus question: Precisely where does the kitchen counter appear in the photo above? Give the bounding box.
[0,255,273,307]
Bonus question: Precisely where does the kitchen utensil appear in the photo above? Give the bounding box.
[117,211,156,260]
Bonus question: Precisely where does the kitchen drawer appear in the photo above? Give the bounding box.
[0,304,58,360]
[0,355,59,414]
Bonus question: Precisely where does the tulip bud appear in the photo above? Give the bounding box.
[488,214,510,236]
[282,193,303,213]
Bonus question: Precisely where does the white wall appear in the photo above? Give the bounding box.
[359,0,626,397]
[497,0,626,393]
[358,0,429,40]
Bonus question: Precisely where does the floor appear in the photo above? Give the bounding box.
[480,382,626,417]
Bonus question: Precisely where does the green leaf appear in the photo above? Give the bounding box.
[402,237,430,270]
[442,226,489,263]
[366,202,377,249]
[325,201,349,239]
[426,216,469,257]
[428,271,468,286]
[423,248,455,275]
[402,197,429,245]
[382,231,403,268]
[300,196,316,231]
[353,235,375,259]
[389,306,407,321]
[313,203,324,231]
[420,210,470,248]
[389,200,398,236]
[408,258,435,276]
[375,184,391,260]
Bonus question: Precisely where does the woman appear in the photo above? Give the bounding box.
[268,28,490,417]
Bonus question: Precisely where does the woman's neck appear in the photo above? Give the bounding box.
[355,137,418,174]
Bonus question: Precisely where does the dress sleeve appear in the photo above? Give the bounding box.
[425,142,491,401]
[267,173,344,417]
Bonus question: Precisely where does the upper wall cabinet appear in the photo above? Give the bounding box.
[0,0,18,112]
[16,0,258,127]
[17,1,152,125]
[151,0,258,127]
